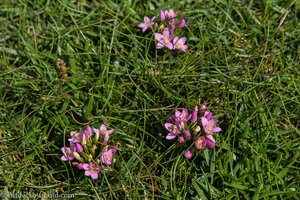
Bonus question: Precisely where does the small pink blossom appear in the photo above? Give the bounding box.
[165,9,176,20]
[173,36,188,51]
[68,129,84,143]
[101,149,113,166]
[83,162,100,180]
[201,117,221,135]
[96,124,114,145]
[175,108,190,124]
[138,16,156,32]
[184,150,192,159]
[61,147,74,161]
[165,121,182,140]
[194,136,207,149]
[154,28,174,50]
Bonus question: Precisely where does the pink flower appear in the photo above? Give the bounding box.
[154,28,174,50]
[138,16,156,32]
[165,121,181,140]
[177,136,185,144]
[184,150,192,159]
[83,162,100,180]
[194,136,207,149]
[99,124,114,145]
[61,147,74,161]
[175,108,190,124]
[201,117,221,135]
[173,36,188,51]
[101,149,113,165]
[165,9,176,20]
[177,18,186,28]
[68,129,83,143]
[191,106,198,122]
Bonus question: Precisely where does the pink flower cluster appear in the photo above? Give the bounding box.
[60,124,118,180]
[138,9,188,51]
[165,104,221,160]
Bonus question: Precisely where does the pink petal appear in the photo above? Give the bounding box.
[154,33,163,41]
[91,173,99,180]
[166,133,176,140]
[61,156,68,161]
[212,127,221,133]
[201,117,208,126]
[165,42,173,50]
[85,170,91,176]
[156,43,164,49]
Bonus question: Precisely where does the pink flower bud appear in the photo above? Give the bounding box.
[159,10,165,21]
[177,136,185,144]
[200,104,206,113]
[183,130,191,138]
[177,18,185,28]
[184,150,192,159]
[191,106,198,122]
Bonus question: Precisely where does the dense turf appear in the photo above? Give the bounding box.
[0,0,299,199]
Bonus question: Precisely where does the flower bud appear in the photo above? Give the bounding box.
[194,126,201,133]
[200,104,206,113]
[191,106,198,122]
[73,152,81,160]
[177,136,185,144]
[81,134,87,146]
[159,10,165,21]
[184,150,192,159]
[183,130,191,139]
[177,18,185,28]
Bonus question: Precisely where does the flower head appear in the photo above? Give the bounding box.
[138,16,156,32]
[165,121,182,140]
[201,117,221,135]
[175,108,190,124]
[194,136,207,149]
[83,162,100,180]
[99,124,114,145]
[173,36,188,51]
[61,147,74,161]
[101,149,113,166]
[184,150,192,159]
[154,28,174,50]
[206,139,216,149]
[68,130,83,143]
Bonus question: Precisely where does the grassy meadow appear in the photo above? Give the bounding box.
[0,0,299,199]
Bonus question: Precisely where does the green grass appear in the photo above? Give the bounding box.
[1,0,299,199]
